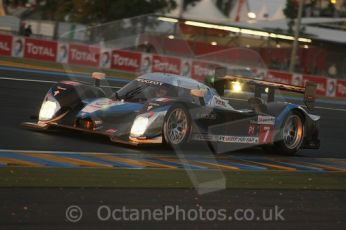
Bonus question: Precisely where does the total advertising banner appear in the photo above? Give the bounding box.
[327,78,337,97]
[140,53,152,74]
[0,34,12,56]
[1,33,346,99]
[68,43,100,67]
[303,75,328,96]
[111,50,141,73]
[11,36,24,58]
[24,38,57,62]
[336,80,346,98]
[180,58,192,77]
[99,49,111,69]
[266,70,292,85]
[151,54,181,75]
[57,42,69,63]
[292,73,303,86]
[191,60,219,82]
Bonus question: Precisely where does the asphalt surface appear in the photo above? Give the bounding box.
[0,66,346,158]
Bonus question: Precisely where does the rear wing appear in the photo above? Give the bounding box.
[213,68,317,111]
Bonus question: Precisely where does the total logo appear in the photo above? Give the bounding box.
[266,74,290,84]
[71,48,97,62]
[0,41,10,51]
[153,59,180,74]
[112,54,139,68]
[193,65,214,76]
[26,42,55,57]
[337,83,346,95]
[304,80,326,93]
[316,83,326,92]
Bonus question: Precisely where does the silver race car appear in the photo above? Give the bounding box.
[22,71,320,155]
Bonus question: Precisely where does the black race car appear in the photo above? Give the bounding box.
[22,71,320,155]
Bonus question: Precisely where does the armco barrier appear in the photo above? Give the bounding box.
[0,33,345,99]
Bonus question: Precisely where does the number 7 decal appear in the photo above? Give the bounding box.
[259,125,273,144]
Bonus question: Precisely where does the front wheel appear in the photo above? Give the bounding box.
[163,105,191,147]
[263,112,304,155]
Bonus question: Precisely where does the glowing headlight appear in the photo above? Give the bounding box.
[231,81,242,93]
[39,100,60,121]
[130,116,149,137]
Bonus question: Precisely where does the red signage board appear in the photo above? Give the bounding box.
[151,55,181,75]
[24,38,57,62]
[266,70,292,85]
[111,50,141,72]
[0,34,12,56]
[68,44,100,67]
[336,80,346,98]
[303,75,327,96]
[191,61,219,82]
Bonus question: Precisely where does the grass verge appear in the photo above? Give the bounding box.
[0,167,345,190]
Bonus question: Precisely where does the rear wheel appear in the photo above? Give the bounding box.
[163,105,191,147]
[263,112,304,155]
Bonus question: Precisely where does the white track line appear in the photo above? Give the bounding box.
[0,77,121,89]
[0,76,57,84]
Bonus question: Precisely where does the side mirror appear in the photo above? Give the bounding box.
[191,89,206,98]
[92,72,106,87]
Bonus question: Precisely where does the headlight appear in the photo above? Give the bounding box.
[130,116,149,137]
[39,99,60,121]
[231,81,242,93]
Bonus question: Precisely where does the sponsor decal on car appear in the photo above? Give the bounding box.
[136,78,163,86]
[259,125,274,144]
[248,124,256,136]
[255,115,275,125]
[195,112,216,119]
[105,128,117,135]
[155,98,170,102]
[81,98,119,113]
[192,134,259,144]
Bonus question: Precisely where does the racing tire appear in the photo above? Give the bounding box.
[163,105,191,148]
[263,112,304,155]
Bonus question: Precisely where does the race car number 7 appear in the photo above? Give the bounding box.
[259,125,274,144]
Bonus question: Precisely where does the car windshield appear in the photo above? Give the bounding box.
[116,78,179,102]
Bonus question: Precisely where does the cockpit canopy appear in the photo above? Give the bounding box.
[116,73,218,104]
